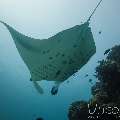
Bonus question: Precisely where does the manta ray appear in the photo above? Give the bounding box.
[0,0,102,95]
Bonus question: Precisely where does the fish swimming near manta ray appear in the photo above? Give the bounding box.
[0,0,103,95]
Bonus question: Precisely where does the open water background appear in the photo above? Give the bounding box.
[0,0,120,120]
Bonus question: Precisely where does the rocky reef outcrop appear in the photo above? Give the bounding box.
[68,45,120,120]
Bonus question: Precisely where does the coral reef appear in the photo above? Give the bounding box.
[68,45,120,120]
[68,101,88,120]
[95,45,120,103]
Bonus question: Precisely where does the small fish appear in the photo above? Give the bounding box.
[104,49,111,55]
[89,79,93,83]
[99,31,102,34]
[93,74,97,78]
[84,74,89,77]
[97,60,101,63]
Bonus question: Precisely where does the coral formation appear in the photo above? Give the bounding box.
[68,45,120,120]
[68,101,88,120]
[95,45,120,103]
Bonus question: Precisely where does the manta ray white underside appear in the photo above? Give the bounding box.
[0,21,96,94]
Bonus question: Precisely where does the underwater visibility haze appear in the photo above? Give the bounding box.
[0,0,120,120]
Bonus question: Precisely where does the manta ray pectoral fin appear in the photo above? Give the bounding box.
[32,81,44,94]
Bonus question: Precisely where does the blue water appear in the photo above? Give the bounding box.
[0,0,120,120]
